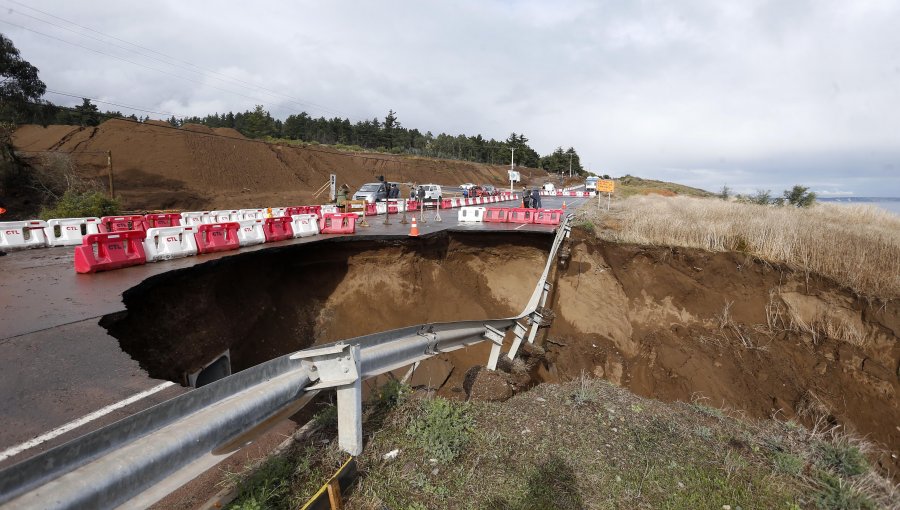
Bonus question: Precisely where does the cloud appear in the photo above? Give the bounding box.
[3,0,899,196]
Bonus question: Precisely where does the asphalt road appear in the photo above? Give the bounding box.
[0,195,588,470]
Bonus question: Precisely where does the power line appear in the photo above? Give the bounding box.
[0,19,342,120]
[45,89,184,118]
[3,0,344,117]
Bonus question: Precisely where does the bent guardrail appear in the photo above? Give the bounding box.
[0,215,571,509]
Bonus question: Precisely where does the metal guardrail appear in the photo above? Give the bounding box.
[0,215,571,509]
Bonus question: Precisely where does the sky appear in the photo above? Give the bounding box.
[2,0,899,196]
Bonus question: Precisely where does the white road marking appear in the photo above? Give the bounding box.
[0,381,176,462]
[514,224,528,230]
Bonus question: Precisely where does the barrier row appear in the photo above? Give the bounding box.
[1,195,522,251]
[73,213,358,273]
[457,206,564,225]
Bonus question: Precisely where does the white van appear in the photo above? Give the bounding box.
[417,184,442,200]
[542,183,556,192]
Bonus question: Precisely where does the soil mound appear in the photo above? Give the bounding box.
[12,120,546,211]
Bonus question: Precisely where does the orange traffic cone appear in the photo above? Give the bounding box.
[562,200,567,210]
[409,217,419,237]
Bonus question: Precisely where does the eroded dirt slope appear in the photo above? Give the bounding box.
[545,232,900,473]
[13,121,548,212]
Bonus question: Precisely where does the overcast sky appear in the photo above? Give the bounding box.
[3,0,899,196]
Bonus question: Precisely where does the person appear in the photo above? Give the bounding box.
[409,184,416,200]
[417,185,425,202]
[390,183,399,199]
[462,187,468,199]
[523,188,532,208]
[532,187,542,209]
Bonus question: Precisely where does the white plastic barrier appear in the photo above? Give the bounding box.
[144,226,198,262]
[320,205,339,215]
[290,214,320,238]
[0,220,49,250]
[239,209,266,220]
[375,202,387,215]
[237,219,266,246]
[268,207,287,218]
[181,211,213,226]
[457,207,485,223]
[210,210,240,222]
[386,199,407,212]
[46,217,101,247]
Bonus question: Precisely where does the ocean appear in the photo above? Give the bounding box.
[818,198,900,216]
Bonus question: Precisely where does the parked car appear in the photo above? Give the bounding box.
[460,183,476,191]
[542,182,556,192]
[353,182,388,203]
[417,184,443,200]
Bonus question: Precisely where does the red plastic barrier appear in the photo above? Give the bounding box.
[484,207,509,223]
[507,208,536,224]
[407,200,419,212]
[100,215,146,234]
[144,213,181,228]
[387,201,399,214]
[306,205,322,218]
[264,217,294,242]
[74,231,147,273]
[534,209,563,225]
[319,213,356,234]
[364,203,378,216]
[194,222,240,254]
[440,199,453,209]
[284,206,305,217]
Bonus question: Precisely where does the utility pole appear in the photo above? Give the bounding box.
[568,152,573,178]
[107,150,115,199]
[509,147,516,170]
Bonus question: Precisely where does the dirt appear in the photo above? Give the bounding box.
[10,120,549,215]
[100,229,900,480]
[542,231,900,475]
[100,232,552,384]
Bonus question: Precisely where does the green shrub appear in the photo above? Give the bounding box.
[39,190,119,220]
[772,451,804,476]
[815,472,875,510]
[406,397,473,463]
[376,380,411,409]
[819,441,868,477]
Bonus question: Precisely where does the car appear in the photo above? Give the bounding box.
[460,183,476,191]
[353,182,389,203]
[542,182,556,192]
[417,184,442,201]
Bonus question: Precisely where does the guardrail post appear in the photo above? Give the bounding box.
[539,281,552,308]
[506,321,528,361]
[336,345,362,456]
[527,311,543,344]
[484,325,505,371]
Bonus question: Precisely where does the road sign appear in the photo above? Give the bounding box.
[597,180,615,193]
[508,170,520,182]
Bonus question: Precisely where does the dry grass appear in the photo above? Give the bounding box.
[585,195,900,299]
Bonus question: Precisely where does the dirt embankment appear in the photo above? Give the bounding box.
[12,121,549,212]
[545,232,900,473]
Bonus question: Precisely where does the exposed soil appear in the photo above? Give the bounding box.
[101,229,899,479]
[542,231,900,475]
[100,232,552,384]
[10,120,550,216]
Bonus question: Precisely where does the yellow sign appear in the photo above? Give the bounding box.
[596,180,615,193]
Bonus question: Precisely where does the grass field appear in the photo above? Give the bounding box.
[580,195,900,299]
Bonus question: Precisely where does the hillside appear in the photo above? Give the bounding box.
[10,119,551,213]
